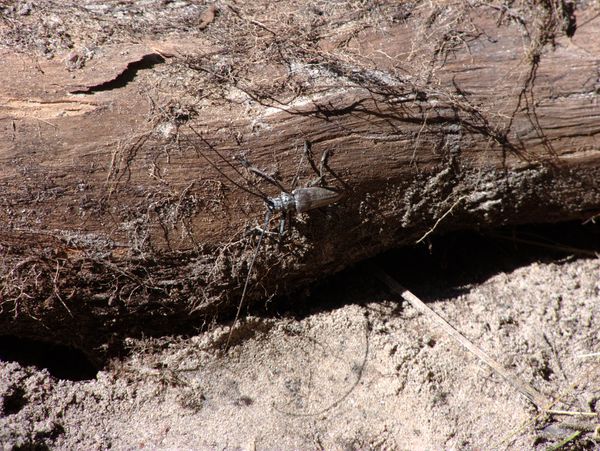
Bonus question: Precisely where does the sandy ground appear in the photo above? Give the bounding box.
[1,229,599,450]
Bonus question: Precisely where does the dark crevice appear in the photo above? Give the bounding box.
[71,53,165,94]
[263,220,600,319]
[13,445,51,451]
[378,221,599,301]
[1,221,597,373]
[0,336,98,381]
[2,385,27,415]
[562,0,576,37]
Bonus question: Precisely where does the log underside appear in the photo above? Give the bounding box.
[0,1,599,361]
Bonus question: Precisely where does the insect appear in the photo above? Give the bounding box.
[236,143,345,235]
[183,126,345,348]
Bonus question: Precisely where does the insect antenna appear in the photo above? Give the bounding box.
[225,209,272,350]
[179,125,281,349]
[183,124,271,202]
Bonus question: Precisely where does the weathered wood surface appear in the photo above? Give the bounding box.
[0,1,599,359]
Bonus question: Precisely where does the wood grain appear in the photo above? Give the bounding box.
[0,2,598,359]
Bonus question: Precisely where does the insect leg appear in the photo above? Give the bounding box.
[290,141,309,190]
[304,141,321,177]
[304,141,325,186]
[238,157,289,193]
[319,147,349,190]
[279,211,287,235]
[319,148,331,180]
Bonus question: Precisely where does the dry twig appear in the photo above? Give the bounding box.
[369,263,551,410]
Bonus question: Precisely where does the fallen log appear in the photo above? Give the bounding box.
[0,1,598,361]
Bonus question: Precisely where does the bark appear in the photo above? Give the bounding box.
[0,1,599,360]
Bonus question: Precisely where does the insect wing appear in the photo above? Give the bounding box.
[293,187,343,213]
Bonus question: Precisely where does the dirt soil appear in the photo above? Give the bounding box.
[1,226,598,450]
